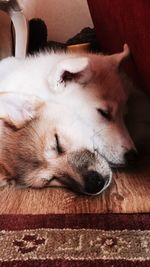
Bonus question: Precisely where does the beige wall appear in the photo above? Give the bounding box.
[19,0,93,42]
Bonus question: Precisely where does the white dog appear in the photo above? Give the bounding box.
[0,44,148,195]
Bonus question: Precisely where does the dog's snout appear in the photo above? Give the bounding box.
[83,170,105,195]
[124,149,138,166]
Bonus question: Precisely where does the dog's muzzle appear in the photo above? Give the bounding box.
[83,170,111,195]
[81,156,112,196]
[55,152,112,196]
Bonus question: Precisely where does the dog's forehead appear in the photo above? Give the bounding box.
[92,72,128,106]
[88,54,128,100]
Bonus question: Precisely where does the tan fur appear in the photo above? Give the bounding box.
[0,112,110,194]
[0,45,140,195]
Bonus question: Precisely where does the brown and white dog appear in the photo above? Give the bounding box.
[0,44,149,195]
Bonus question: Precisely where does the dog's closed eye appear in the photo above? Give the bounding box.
[97,108,111,121]
[54,134,64,154]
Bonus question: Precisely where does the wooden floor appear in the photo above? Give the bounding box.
[0,157,150,214]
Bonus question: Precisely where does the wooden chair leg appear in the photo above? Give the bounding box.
[10,10,28,58]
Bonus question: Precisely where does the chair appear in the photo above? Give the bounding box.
[0,0,28,58]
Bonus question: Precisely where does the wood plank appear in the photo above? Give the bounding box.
[0,157,149,214]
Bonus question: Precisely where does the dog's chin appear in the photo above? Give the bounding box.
[108,162,126,169]
[101,155,126,169]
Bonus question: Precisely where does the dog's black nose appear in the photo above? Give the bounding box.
[83,170,105,195]
[124,149,138,166]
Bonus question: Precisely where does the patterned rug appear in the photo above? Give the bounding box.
[0,214,149,267]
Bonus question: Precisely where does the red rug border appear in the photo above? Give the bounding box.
[0,259,150,267]
[0,213,149,231]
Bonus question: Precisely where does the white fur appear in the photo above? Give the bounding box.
[0,49,138,166]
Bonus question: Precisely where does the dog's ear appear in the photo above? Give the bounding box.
[48,57,93,92]
[108,44,130,67]
[0,92,44,129]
